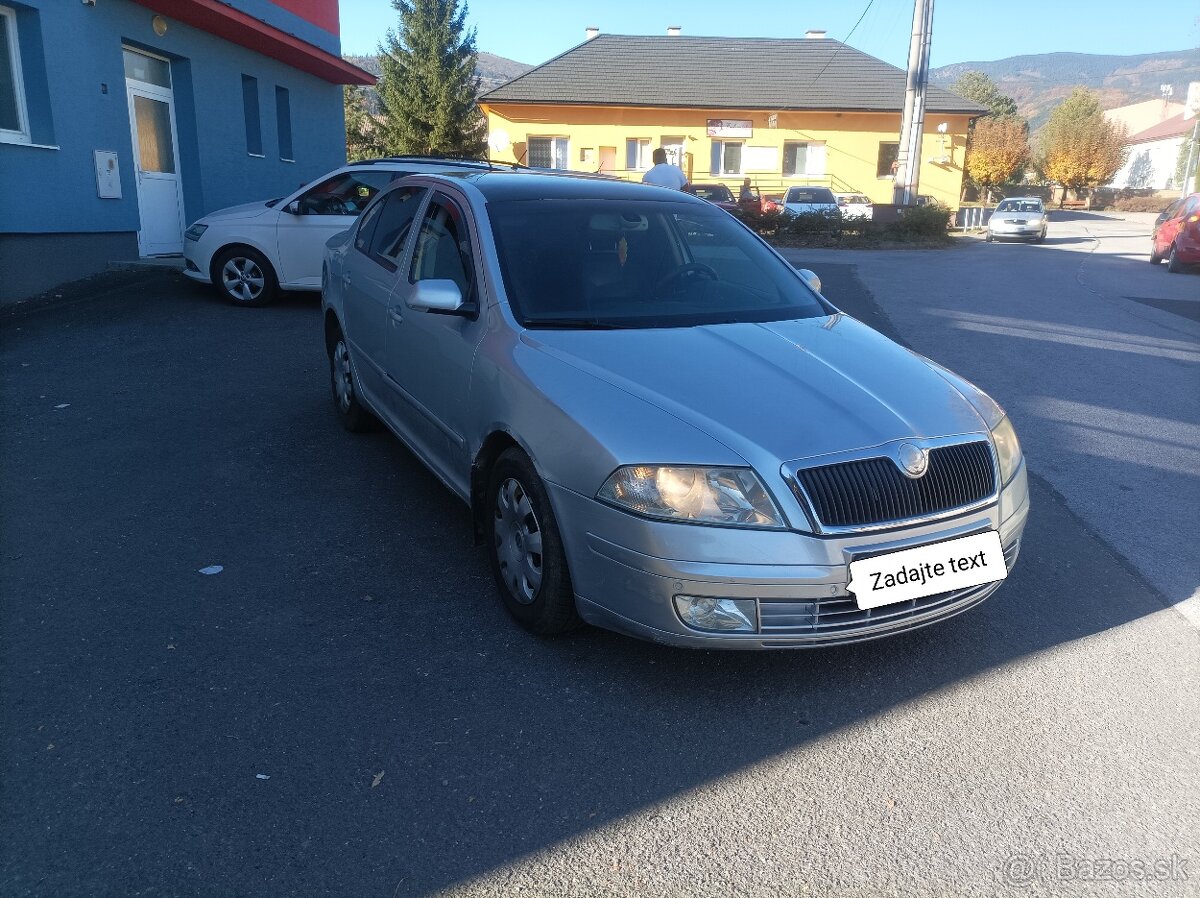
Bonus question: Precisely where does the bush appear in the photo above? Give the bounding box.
[890,202,953,239]
[1111,195,1173,213]
[731,202,953,246]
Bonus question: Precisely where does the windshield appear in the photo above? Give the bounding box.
[997,200,1043,213]
[785,188,836,204]
[488,199,829,329]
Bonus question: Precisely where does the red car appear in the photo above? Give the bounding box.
[683,183,738,213]
[1150,192,1200,272]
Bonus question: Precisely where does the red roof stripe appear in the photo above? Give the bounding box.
[130,0,373,85]
[269,0,339,36]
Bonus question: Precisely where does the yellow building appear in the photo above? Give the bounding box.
[480,31,986,208]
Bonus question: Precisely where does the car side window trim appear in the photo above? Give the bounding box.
[363,185,429,273]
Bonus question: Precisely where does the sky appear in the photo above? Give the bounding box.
[339,0,1200,69]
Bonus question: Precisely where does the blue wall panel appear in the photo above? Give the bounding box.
[0,0,346,236]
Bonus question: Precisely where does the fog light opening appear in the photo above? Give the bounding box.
[673,595,758,633]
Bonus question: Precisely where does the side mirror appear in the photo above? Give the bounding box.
[285,200,302,215]
[797,268,822,294]
[408,278,465,314]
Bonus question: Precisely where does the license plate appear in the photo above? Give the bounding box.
[847,531,1007,610]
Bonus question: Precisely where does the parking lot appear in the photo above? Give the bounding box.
[2,210,1197,897]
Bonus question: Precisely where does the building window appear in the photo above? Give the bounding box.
[528,136,568,169]
[783,142,808,177]
[0,5,30,144]
[122,46,171,88]
[877,142,899,178]
[242,74,262,157]
[275,85,292,161]
[625,138,651,170]
[710,140,743,175]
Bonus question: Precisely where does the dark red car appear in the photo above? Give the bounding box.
[1151,192,1200,272]
[683,183,738,213]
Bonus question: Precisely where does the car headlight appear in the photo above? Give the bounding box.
[597,465,784,528]
[185,223,208,241]
[991,416,1023,485]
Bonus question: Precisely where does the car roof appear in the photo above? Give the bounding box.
[416,170,711,204]
[1001,197,1043,202]
[346,156,504,172]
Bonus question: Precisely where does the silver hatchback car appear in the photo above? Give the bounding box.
[321,172,1029,649]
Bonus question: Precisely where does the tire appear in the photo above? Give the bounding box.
[985,232,994,243]
[1150,242,1162,264]
[327,329,377,432]
[212,246,277,306]
[1166,245,1184,273]
[486,448,580,635]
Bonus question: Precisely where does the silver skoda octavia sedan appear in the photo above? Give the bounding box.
[321,171,1029,649]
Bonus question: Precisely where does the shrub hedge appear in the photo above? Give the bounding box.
[731,203,953,246]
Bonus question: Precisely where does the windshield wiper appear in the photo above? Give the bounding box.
[523,317,636,330]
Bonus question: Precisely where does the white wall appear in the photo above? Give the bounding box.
[1108,135,1187,190]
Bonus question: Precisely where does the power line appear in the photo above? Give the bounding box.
[811,0,878,85]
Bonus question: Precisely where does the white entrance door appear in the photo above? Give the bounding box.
[125,57,185,255]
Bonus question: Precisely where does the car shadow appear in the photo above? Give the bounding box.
[0,271,1186,897]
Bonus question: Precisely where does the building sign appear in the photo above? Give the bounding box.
[767,113,778,129]
[706,119,753,138]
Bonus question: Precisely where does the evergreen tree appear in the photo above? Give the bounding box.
[951,71,1019,120]
[344,85,386,162]
[376,0,486,157]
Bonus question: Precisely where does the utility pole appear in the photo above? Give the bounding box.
[893,0,935,205]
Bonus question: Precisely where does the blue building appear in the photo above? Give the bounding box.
[0,0,371,302]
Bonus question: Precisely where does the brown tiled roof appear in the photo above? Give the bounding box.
[1126,113,1197,144]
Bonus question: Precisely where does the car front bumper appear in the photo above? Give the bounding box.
[549,461,1030,649]
[989,224,1044,238]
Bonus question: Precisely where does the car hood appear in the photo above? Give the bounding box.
[522,314,989,463]
[198,200,278,223]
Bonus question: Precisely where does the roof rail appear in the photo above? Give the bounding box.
[350,155,529,171]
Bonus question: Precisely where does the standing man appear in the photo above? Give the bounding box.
[641,148,688,190]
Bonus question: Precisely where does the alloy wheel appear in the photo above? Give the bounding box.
[221,256,266,302]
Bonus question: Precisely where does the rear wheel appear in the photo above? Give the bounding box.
[486,448,579,635]
[328,330,377,432]
[213,247,277,306]
[1166,245,1184,273]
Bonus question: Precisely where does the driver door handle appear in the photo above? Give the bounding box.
[389,307,403,324]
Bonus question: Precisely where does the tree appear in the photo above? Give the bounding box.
[966,117,1031,203]
[1040,88,1128,207]
[1175,129,1199,191]
[951,71,1019,120]
[344,85,386,162]
[376,0,486,158]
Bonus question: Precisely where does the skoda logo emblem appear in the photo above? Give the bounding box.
[897,443,929,478]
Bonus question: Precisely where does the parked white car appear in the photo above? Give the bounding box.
[183,157,498,305]
[835,192,874,220]
[780,186,840,219]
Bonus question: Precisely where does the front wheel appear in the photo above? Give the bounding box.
[486,449,579,635]
[1150,243,1162,264]
[985,232,994,243]
[213,247,277,306]
[1166,245,1184,273]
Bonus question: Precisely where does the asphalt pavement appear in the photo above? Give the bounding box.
[1,227,1197,897]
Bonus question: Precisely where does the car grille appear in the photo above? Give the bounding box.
[796,441,995,529]
[757,540,1018,641]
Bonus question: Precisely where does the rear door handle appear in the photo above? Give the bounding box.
[389,307,403,324]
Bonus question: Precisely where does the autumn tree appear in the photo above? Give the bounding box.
[1040,88,1128,207]
[966,117,1031,203]
[344,85,385,162]
[376,0,486,157]
[952,71,1019,120]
